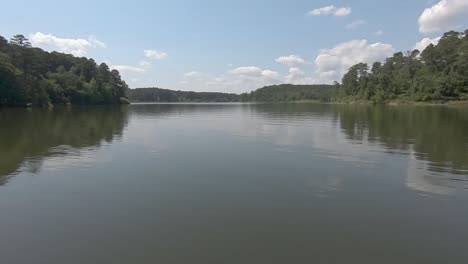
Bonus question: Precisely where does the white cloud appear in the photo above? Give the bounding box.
[315,39,394,82]
[178,38,395,92]
[275,55,305,66]
[29,32,106,57]
[282,67,317,84]
[288,67,304,76]
[418,0,468,33]
[206,77,228,86]
[230,67,280,79]
[308,5,352,16]
[285,67,304,83]
[261,70,280,79]
[110,65,146,73]
[183,62,327,92]
[415,36,442,51]
[319,71,338,81]
[87,36,107,48]
[230,66,263,76]
[345,20,366,29]
[139,61,152,67]
[176,39,395,92]
[178,66,282,93]
[335,7,352,17]
[144,49,168,60]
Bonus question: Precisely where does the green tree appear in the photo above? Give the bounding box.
[338,29,468,103]
[0,34,129,107]
[10,34,31,48]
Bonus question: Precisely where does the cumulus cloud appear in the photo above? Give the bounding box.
[284,67,304,83]
[110,65,146,73]
[315,39,394,82]
[179,68,312,93]
[179,38,396,92]
[345,20,366,29]
[230,67,280,79]
[29,32,106,57]
[178,66,282,93]
[415,36,442,51]
[229,65,310,86]
[308,5,352,16]
[144,49,168,60]
[275,55,305,66]
[261,70,280,79]
[418,0,468,33]
[229,66,263,76]
[177,38,395,92]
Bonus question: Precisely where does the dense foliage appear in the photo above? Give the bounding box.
[128,87,240,102]
[340,30,468,102]
[0,34,129,107]
[240,84,338,102]
[5,29,465,106]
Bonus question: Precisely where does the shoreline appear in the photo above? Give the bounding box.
[241,99,468,106]
[3,100,468,108]
[331,100,468,107]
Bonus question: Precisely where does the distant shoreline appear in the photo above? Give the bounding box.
[127,100,468,107]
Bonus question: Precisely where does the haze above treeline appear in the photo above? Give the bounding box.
[1,29,468,106]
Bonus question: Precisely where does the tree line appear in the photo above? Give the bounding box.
[340,29,468,102]
[0,34,129,107]
[133,29,468,104]
[128,87,240,102]
[243,29,468,103]
[240,84,338,102]
[2,29,467,106]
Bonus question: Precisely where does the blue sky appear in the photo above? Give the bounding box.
[1,0,468,93]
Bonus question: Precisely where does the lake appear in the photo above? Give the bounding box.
[1,103,467,263]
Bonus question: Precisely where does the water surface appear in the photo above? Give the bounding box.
[1,103,467,263]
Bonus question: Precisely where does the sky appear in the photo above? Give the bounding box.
[1,0,468,93]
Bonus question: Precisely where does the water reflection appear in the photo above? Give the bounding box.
[1,103,467,195]
[0,106,129,184]
[336,105,468,171]
[334,104,468,195]
[128,103,468,196]
[1,103,468,263]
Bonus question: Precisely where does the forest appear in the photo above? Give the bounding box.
[129,85,336,103]
[0,34,129,107]
[340,30,468,102]
[244,30,468,103]
[1,29,467,106]
[128,87,240,102]
[131,30,468,104]
[240,84,338,102]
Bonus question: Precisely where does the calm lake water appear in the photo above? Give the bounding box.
[1,103,468,264]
